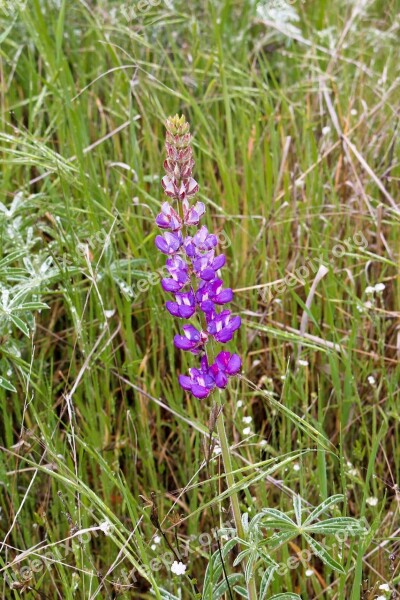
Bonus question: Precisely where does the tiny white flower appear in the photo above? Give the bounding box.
[322,126,331,135]
[237,400,243,408]
[349,468,358,477]
[364,301,373,309]
[305,568,314,576]
[151,544,157,550]
[367,375,376,386]
[365,286,375,294]
[379,583,390,591]
[280,375,286,380]
[374,282,385,292]
[242,416,252,424]
[366,496,378,507]
[298,359,309,367]
[376,596,386,600]
[350,109,357,115]
[213,444,222,455]
[293,463,300,472]
[171,561,187,575]
[99,520,113,536]
[243,427,252,435]
[259,439,267,446]
[153,535,161,544]
[104,309,115,318]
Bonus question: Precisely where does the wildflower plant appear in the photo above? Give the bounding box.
[155,114,257,599]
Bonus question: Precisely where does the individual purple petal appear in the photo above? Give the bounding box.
[183,324,201,341]
[214,371,228,388]
[191,384,210,399]
[165,301,180,317]
[227,353,242,375]
[161,278,183,293]
[174,335,196,351]
[213,254,226,271]
[179,375,193,390]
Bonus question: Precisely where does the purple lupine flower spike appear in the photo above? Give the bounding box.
[155,114,241,398]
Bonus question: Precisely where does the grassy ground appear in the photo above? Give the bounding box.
[0,0,399,598]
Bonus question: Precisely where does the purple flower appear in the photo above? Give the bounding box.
[207,309,241,343]
[156,202,182,231]
[183,199,205,227]
[192,251,226,281]
[166,290,196,318]
[196,279,233,313]
[179,356,215,399]
[209,352,242,388]
[184,226,218,257]
[155,231,183,255]
[174,325,208,354]
[161,256,189,292]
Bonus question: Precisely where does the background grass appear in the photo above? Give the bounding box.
[0,0,399,598]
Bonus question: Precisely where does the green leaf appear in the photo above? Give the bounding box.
[14,302,49,311]
[212,574,243,599]
[261,508,296,526]
[260,565,278,600]
[303,533,345,573]
[9,314,30,337]
[269,594,302,599]
[267,530,296,551]
[303,495,345,526]
[306,517,366,535]
[0,376,17,392]
[293,494,302,526]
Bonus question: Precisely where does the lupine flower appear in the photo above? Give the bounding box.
[156,201,182,231]
[155,231,183,255]
[166,290,196,318]
[196,279,233,314]
[174,325,208,354]
[184,226,218,256]
[179,355,215,398]
[209,352,242,388]
[155,114,241,398]
[161,256,189,292]
[207,309,242,343]
[192,251,226,281]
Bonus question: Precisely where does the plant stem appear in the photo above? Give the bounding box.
[216,408,258,600]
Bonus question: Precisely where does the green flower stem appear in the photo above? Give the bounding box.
[216,404,258,600]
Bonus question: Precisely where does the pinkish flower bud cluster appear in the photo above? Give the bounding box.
[155,115,241,399]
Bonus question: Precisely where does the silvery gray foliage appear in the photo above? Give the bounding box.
[198,493,367,599]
